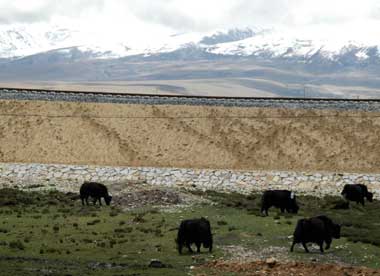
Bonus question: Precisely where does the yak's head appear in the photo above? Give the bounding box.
[203,239,212,248]
[289,194,299,214]
[366,192,374,202]
[290,203,299,214]
[332,224,341,239]
[203,234,213,252]
[105,194,113,206]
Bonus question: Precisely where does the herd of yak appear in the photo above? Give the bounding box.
[79,181,374,254]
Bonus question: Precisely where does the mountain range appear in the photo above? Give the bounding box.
[0,25,380,98]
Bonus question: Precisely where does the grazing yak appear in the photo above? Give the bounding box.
[341,184,373,206]
[290,215,341,253]
[176,217,213,254]
[261,190,299,216]
[80,181,112,206]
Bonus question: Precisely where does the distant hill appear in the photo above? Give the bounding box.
[0,25,380,98]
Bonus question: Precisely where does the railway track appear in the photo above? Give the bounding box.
[1,87,380,111]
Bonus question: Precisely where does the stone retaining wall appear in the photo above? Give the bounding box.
[0,163,379,198]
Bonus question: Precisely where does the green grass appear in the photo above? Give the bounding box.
[200,190,380,247]
[0,189,378,275]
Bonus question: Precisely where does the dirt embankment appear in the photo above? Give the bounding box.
[1,99,380,172]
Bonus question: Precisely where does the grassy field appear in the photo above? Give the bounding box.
[0,189,379,276]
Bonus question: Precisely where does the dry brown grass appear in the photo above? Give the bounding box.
[1,99,380,172]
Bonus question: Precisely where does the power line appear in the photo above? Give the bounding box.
[0,113,380,120]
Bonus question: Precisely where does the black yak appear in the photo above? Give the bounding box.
[290,215,341,253]
[341,184,373,206]
[261,190,299,216]
[176,217,213,254]
[80,181,112,206]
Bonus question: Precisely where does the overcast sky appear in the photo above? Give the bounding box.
[0,0,380,40]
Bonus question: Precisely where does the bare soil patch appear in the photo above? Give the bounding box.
[199,260,380,275]
[114,188,186,209]
[102,181,209,210]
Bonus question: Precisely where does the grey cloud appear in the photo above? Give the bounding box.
[370,6,380,20]
[0,0,378,33]
[127,0,293,31]
[126,0,214,31]
[0,0,105,24]
[224,0,291,28]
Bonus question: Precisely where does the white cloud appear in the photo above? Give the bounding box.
[0,0,379,42]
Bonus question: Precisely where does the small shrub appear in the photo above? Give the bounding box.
[132,214,146,223]
[117,239,128,244]
[42,208,50,214]
[9,240,25,250]
[83,239,93,244]
[154,229,162,237]
[109,239,117,248]
[228,226,237,231]
[46,248,58,254]
[109,210,119,217]
[97,242,106,248]
[87,219,101,226]
[114,227,133,234]
[149,208,160,214]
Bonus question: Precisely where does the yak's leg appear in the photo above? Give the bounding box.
[195,242,201,253]
[318,242,324,253]
[290,241,296,252]
[85,196,89,205]
[98,197,102,206]
[260,206,266,216]
[280,207,285,213]
[302,242,309,253]
[81,197,85,206]
[178,244,183,254]
[325,237,332,250]
[186,242,194,253]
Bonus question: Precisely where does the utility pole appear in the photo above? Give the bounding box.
[303,85,306,98]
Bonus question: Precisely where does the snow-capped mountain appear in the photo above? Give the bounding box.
[205,31,380,65]
[0,24,379,66]
[1,24,380,99]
